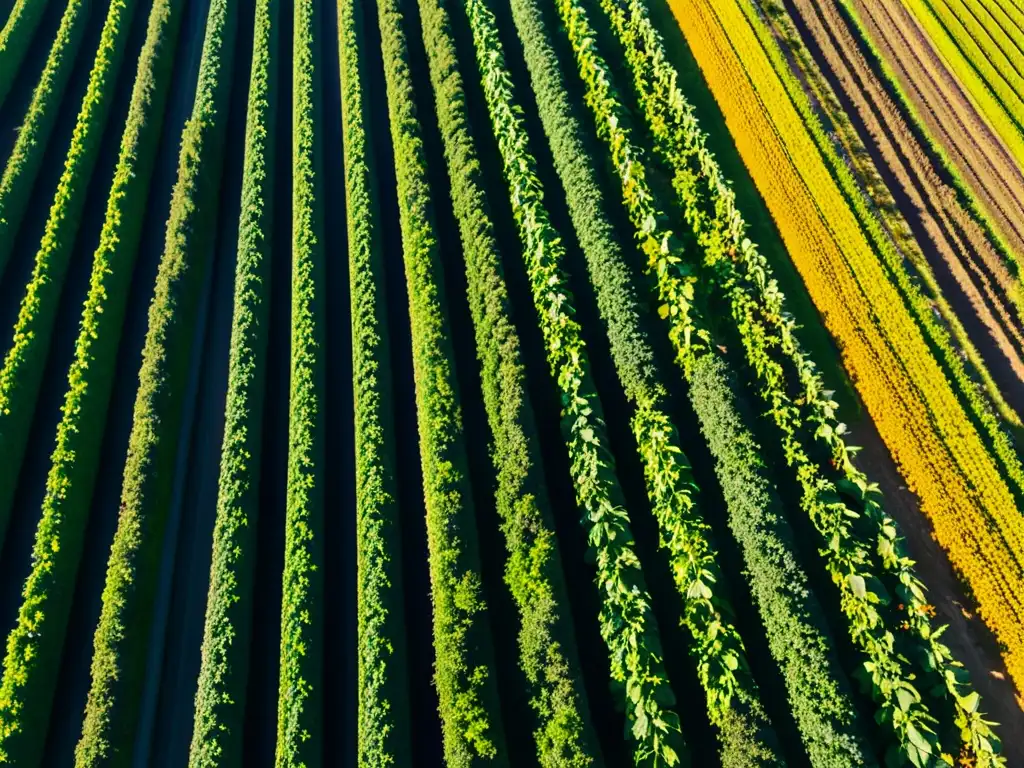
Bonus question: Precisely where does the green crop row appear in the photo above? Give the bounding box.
[0,0,89,301]
[337,0,411,763]
[187,0,279,764]
[590,0,1002,762]
[461,1,688,763]
[551,0,880,764]
[577,0,942,759]
[276,0,327,763]
[487,0,784,763]
[375,0,507,763]
[0,0,182,763]
[414,0,599,764]
[0,0,140,563]
[74,0,239,762]
[0,0,52,109]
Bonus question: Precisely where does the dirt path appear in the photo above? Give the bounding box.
[774,0,1024,411]
[853,0,1024,257]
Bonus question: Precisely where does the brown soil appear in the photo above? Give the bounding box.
[849,418,1024,763]
[770,0,1024,416]
[853,0,1024,260]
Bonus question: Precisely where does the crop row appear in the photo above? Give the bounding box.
[667,0,1024,743]
[375,0,507,762]
[0,0,51,108]
[491,0,791,763]
[414,0,601,763]
[337,0,412,763]
[0,0,140,571]
[187,0,279,764]
[0,0,89,306]
[598,0,1005,761]
[73,0,238,760]
[899,0,1024,176]
[919,0,1024,135]
[275,0,327,763]
[467,0,757,761]
[747,0,1024,511]
[0,0,182,763]
[550,0,885,764]
[763,0,1024,436]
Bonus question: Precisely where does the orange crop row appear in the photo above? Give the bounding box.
[668,0,1024,692]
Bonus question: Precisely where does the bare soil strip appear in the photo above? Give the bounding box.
[854,0,1024,258]
[777,0,1024,414]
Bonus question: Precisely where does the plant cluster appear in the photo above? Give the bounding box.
[0,0,141,558]
[0,0,182,762]
[414,0,600,763]
[375,0,507,762]
[74,0,238,761]
[337,0,412,763]
[187,0,279,763]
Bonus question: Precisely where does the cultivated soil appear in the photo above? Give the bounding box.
[776,0,1024,415]
[853,0,1024,259]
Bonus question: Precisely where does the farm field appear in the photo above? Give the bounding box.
[1,0,1023,765]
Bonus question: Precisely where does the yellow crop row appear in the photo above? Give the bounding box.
[900,0,1024,171]
[668,0,1024,691]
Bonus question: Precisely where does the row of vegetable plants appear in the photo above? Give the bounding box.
[0,0,52,108]
[0,0,89,301]
[275,0,327,762]
[74,0,239,761]
[187,0,279,763]
[0,0,140,564]
[553,0,962,763]
[374,0,508,762]
[664,0,1024,732]
[601,0,1001,756]
[0,0,183,763]
[523,2,874,766]
[413,0,601,763]
[464,0,788,763]
[898,0,1024,186]
[759,0,1024,438]
[465,0,763,760]
[833,0,1024,326]
[733,0,1024,525]
[704,5,1012,759]
[337,0,412,763]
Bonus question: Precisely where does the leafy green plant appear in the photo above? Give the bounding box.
[0,0,141,563]
[375,0,507,763]
[0,0,183,762]
[74,0,238,761]
[337,0,412,763]
[414,0,600,763]
[275,0,327,763]
[595,0,1005,762]
[0,0,53,109]
[187,0,279,763]
[0,0,91,283]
